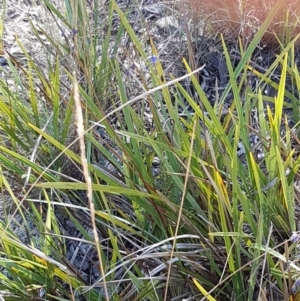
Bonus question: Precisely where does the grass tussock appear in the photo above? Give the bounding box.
[0,0,300,300]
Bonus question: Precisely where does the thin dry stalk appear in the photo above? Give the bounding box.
[73,72,110,301]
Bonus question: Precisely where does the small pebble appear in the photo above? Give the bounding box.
[152,157,160,166]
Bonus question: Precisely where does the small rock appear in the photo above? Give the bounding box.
[156,16,179,35]
[142,4,164,20]
[152,156,160,167]
[0,57,8,66]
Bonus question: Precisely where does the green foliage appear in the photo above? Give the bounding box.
[0,0,300,300]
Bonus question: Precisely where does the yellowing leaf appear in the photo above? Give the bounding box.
[192,277,217,301]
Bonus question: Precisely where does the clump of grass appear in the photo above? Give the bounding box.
[0,0,300,300]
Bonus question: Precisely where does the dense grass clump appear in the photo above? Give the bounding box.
[1,0,300,300]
